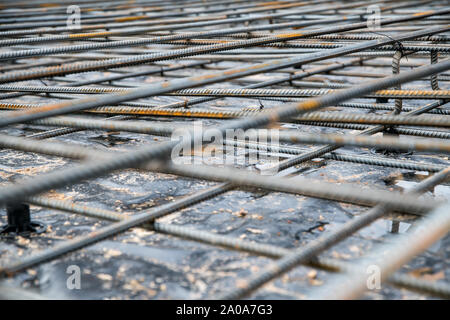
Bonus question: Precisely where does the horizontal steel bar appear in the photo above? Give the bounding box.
[2,85,449,100]
[216,167,450,299]
[23,194,449,298]
[0,56,448,209]
[308,201,450,299]
[0,16,447,85]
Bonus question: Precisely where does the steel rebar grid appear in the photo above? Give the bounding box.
[0,56,449,205]
[1,28,449,128]
[0,0,396,39]
[1,85,449,100]
[0,13,448,85]
[216,167,450,299]
[0,140,444,290]
[0,0,449,301]
[0,129,444,213]
[308,200,450,299]
[15,193,449,299]
[0,61,448,296]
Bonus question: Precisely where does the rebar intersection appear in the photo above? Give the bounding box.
[0,0,449,300]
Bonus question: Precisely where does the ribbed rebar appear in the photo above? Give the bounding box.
[0,57,449,208]
[216,167,450,299]
[2,85,449,100]
[20,194,449,298]
[1,1,449,301]
[308,201,450,299]
[0,15,447,84]
[431,50,441,90]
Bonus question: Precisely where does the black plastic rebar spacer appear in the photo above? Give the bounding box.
[371,126,413,156]
[0,203,46,237]
[376,97,389,104]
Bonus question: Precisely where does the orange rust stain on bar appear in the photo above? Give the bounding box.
[223,69,244,76]
[190,39,231,44]
[276,32,303,39]
[268,112,280,123]
[190,73,221,81]
[332,136,345,144]
[297,100,320,111]
[115,15,148,22]
[413,10,434,16]
[249,62,272,70]
[87,108,239,119]
[5,101,73,116]
[40,3,59,7]
[69,31,113,38]
[0,103,32,110]
[222,64,267,76]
